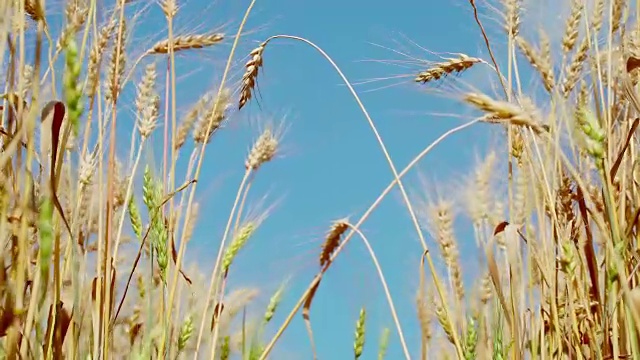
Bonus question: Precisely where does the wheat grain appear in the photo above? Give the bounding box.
[56,0,88,51]
[319,219,348,267]
[513,169,529,226]
[464,93,547,134]
[263,285,284,323]
[353,307,366,359]
[515,36,554,92]
[193,88,230,144]
[479,274,492,304]
[415,54,481,84]
[19,64,33,99]
[222,222,256,272]
[135,63,159,138]
[562,38,589,97]
[435,300,455,345]
[160,0,177,19]
[428,200,464,302]
[63,35,83,136]
[87,21,116,98]
[147,33,224,55]
[562,0,583,55]
[78,151,96,188]
[239,42,266,110]
[177,315,194,352]
[175,93,212,149]
[245,126,279,170]
[106,17,127,102]
[23,0,44,22]
[591,0,605,33]
[377,328,390,360]
[611,0,625,34]
[503,0,521,37]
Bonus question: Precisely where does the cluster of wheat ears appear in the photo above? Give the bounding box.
[2,0,640,359]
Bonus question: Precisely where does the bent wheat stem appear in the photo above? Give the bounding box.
[345,222,410,360]
[259,118,479,359]
[250,34,463,357]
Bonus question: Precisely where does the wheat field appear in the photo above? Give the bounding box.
[1,0,640,359]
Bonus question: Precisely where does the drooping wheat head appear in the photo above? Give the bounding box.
[415,54,482,84]
[239,41,266,110]
[319,219,348,268]
[147,33,224,55]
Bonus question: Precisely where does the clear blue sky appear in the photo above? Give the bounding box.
[172,1,500,358]
[38,0,552,358]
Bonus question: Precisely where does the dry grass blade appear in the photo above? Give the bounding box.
[111,222,155,324]
[41,101,73,239]
[210,303,224,331]
[628,56,640,73]
[415,54,481,83]
[42,301,72,359]
[303,282,320,360]
[464,93,548,134]
[623,67,640,114]
[170,231,192,285]
[147,33,224,55]
[576,186,601,314]
[610,118,639,180]
[484,244,512,332]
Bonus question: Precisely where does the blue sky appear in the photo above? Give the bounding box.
[171,0,500,358]
[26,0,572,358]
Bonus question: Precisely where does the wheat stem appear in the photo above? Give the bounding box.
[259,119,479,359]
[258,34,463,357]
[165,2,259,356]
[102,2,127,357]
[345,222,411,360]
[206,169,252,359]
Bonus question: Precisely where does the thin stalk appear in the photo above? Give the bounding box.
[102,1,127,356]
[258,119,479,359]
[193,169,252,358]
[346,222,410,360]
[110,140,146,268]
[164,0,259,356]
[258,33,463,358]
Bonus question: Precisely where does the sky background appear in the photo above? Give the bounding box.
[174,1,506,357]
[29,0,578,358]
[133,0,569,358]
